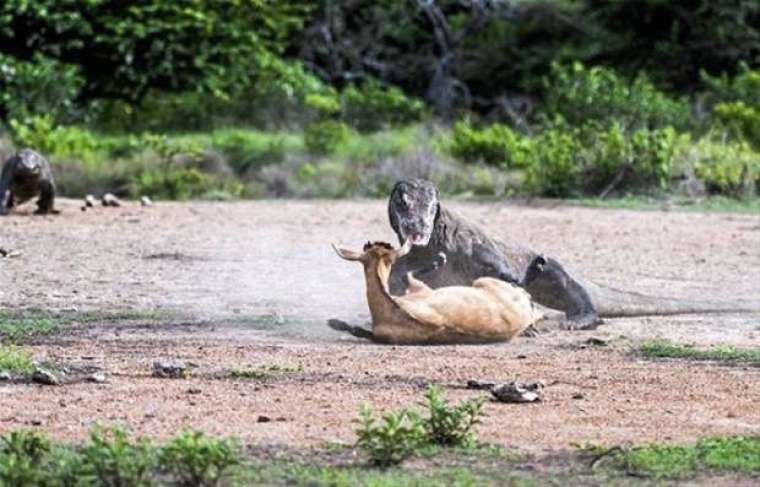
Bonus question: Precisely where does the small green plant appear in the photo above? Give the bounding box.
[355,404,427,467]
[0,430,53,486]
[341,79,426,132]
[423,386,485,447]
[78,427,157,487]
[0,346,35,373]
[158,430,240,487]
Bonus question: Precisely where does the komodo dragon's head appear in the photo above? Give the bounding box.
[388,179,439,247]
[13,148,44,177]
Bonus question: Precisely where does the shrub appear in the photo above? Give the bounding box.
[447,119,533,168]
[0,430,53,486]
[524,127,584,197]
[701,67,760,109]
[423,386,485,447]
[158,430,240,487]
[542,63,691,131]
[9,116,101,163]
[713,101,760,150]
[688,138,759,198]
[78,427,157,487]
[304,120,351,155]
[355,404,427,467]
[341,79,427,132]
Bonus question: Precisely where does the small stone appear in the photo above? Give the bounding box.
[0,371,12,381]
[466,379,496,390]
[32,368,60,386]
[491,381,544,403]
[572,393,584,400]
[585,337,608,346]
[516,354,528,359]
[257,415,271,423]
[152,360,188,379]
[86,372,107,383]
[30,419,42,426]
[101,193,121,207]
[84,194,97,207]
[140,196,153,207]
[187,388,202,395]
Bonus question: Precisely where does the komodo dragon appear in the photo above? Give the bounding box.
[0,148,57,215]
[387,178,760,329]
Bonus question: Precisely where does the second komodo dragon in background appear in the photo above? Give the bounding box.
[0,148,57,216]
[387,178,760,329]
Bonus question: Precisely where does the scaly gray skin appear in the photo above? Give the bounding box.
[0,148,57,216]
[387,179,760,328]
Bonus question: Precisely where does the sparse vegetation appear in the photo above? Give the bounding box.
[355,386,487,466]
[230,364,303,380]
[641,340,760,364]
[0,346,35,372]
[609,436,760,479]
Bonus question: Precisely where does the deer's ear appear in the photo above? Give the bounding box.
[395,238,413,258]
[332,244,363,261]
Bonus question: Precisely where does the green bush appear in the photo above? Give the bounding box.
[525,127,584,197]
[689,138,759,198]
[78,427,157,487]
[9,116,101,164]
[702,67,760,109]
[210,129,296,175]
[542,63,691,131]
[423,386,485,447]
[304,120,352,155]
[355,404,427,467]
[341,79,426,132]
[714,101,760,150]
[447,119,533,168]
[0,430,52,486]
[158,430,240,487]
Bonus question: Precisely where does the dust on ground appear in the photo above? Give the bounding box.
[0,198,759,454]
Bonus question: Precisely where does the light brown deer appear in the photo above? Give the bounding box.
[330,240,542,345]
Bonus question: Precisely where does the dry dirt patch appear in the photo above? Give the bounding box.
[0,199,759,452]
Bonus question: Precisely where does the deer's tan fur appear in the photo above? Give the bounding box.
[333,240,542,345]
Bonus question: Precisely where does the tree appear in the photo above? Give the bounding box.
[0,0,308,108]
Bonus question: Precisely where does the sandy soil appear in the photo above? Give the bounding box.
[0,198,759,453]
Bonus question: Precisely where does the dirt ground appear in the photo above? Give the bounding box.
[1,198,759,455]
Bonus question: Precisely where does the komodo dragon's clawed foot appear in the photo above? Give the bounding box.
[560,314,604,331]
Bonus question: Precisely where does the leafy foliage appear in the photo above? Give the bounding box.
[355,404,427,467]
[447,120,533,168]
[304,120,352,155]
[0,0,308,106]
[541,63,691,131]
[422,386,485,448]
[79,427,158,487]
[158,430,240,487]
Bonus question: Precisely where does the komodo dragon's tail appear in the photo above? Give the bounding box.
[581,279,760,317]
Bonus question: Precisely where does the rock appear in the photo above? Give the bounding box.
[85,372,107,383]
[0,248,21,258]
[0,371,12,381]
[152,360,188,379]
[101,193,121,207]
[187,388,202,395]
[491,381,544,403]
[585,337,608,346]
[257,415,272,423]
[466,379,496,390]
[140,196,153,207]
[84,194,97,207]
[32,368,60,386]
[572,392,585,400]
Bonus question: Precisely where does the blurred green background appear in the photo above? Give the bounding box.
[1,0,759,202]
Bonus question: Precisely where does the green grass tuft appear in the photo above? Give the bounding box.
[0,346,35,373]
[641,340,760,363]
